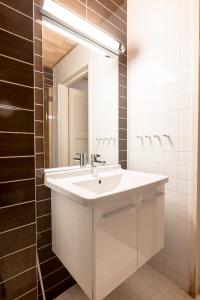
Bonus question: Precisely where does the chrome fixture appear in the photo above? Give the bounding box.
[137,136,143,139]
[91,154,106,177]
[153,135,160,138]
[163,134,170,138]
[73,153,87,167]
[145,135,151,139]
[41,0,126,56]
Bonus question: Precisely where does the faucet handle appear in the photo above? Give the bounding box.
[74,153,87,167]
[91,154,100,161]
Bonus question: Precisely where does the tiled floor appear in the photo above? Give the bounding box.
[55,265,199,300]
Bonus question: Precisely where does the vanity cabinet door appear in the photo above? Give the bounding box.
[93,195,138,300]
[138,186,165,268]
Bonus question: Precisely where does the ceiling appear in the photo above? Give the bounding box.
[43,26,77,67]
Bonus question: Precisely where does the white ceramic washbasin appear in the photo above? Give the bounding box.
[45,165,168,206]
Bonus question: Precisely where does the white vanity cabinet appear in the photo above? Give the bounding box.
[46,166,168,300]
[138,185,165,268]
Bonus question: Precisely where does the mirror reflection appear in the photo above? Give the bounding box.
[43,18,119,169]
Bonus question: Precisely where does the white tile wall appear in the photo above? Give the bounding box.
[127,0,195,291]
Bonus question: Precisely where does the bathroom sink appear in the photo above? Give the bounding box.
[45,165,168,206]
[73,174,121,194]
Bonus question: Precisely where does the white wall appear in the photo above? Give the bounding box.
[128,0,195,291]
[53,44,118,166]
[71,78,88,93]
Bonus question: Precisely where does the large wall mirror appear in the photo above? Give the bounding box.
[43,19,120,169]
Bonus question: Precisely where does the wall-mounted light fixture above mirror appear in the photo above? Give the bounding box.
[41,0,126,57]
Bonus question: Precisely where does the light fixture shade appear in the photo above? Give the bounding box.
[41,0,126,56]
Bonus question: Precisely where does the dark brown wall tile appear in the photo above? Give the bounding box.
[119,74,127,87]
[37,229,52,248]
[0,55,33,87]
[44,78,53,87]
[119,62,127,76]
[0,179,35,208]
[119,85,127,98]
[44,66,53,74]
[119,118,127,129]
[35,54,43,72]
[119,139,127,150]
[40,256,63,277]
[0,133,34,157]
[34,4,42,22]
[35,71,43,88]
[119,128,127,140]
[16,288,37,300]
[0,0,33,17]
[119,53,127,65]
[0,246,36,282]
[37,199,51,217]
[112,0,127,10]
[0,109,34,133]
[119,107,127,119]
[87,10,126,44]
[45,276,76,300]
[36,153,44,169]
[43,267,70,291]
[36,121,44,136]
[0,224,36,258]
[96,0,126,21]
[0,157,34,182]
[0,81,34,110]
[87,0,126,32]
[0,157,34,183]
[119,150,127,161]
[119,96,127,108]
[0,3,33,40]
[35,104,44,121]
[36,137,44,153]
[0,29,33,64]
[35,88,43,105]
[0,202,35,233]
[44,72,53,81]
[0,267,37,300]
[37,214,51,233]
[34,21,42,39]
[34,38,42,56]
[36,169,44,185]
[58,0,86,18]
[38,244,54,263]
[36,185,51,201]
[34,0,43,6]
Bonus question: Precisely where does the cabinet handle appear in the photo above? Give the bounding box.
[142,192,165,203]
[102,203,136,219]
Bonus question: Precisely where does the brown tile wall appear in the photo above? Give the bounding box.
[34,0,127,299]
[0,1,37,299]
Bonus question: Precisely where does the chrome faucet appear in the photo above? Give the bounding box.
[91,154,106,177]
[73,153,87,168]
